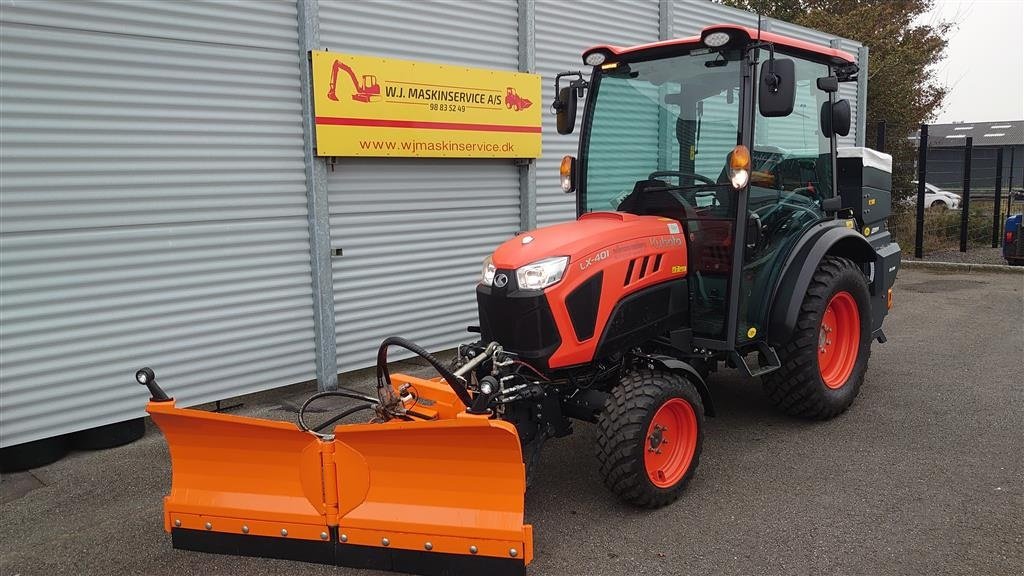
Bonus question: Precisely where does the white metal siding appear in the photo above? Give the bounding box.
[318,0,522,371]
[535,0,660,227]
[0,1,315,446]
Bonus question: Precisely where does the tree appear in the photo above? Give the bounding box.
[720,0,950,196]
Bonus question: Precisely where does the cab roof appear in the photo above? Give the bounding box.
[583,24,857,66]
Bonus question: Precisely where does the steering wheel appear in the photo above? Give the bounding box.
[648,170,716,185]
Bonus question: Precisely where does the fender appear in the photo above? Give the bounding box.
[641,354,716,417]
[766,220,876,345]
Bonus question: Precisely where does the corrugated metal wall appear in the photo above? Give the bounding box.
[534,0,660,227]
[672,0,759,36]
[0,0,869,446]
[0,0,315,446]
[318,0,523,371]
[836,39,863,147]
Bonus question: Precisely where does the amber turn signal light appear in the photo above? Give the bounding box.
[560,155,576,193]
[729,145,751,189]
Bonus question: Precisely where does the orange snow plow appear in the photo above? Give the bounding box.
[139,348,532,576]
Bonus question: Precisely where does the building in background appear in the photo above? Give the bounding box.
[910,120,1024,195]
[0,0,867,450]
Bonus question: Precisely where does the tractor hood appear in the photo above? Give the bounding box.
[491,212,682,269]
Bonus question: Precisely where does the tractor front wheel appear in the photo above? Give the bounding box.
[763,255,871,420]
[596,369,704,508]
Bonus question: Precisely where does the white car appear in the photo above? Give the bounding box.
[907,181,961,210]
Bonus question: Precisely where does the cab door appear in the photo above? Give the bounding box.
[736,55,834,344]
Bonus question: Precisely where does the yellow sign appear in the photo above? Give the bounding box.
[311,51,542,158]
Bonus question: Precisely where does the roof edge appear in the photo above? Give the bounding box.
[584,24,857,65]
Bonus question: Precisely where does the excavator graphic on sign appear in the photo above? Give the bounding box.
[326,59,381,103]
[505,87,532,111]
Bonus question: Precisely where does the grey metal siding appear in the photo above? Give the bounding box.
[671,0,760,35]
[318,0,523,371]
[0,1,315,446]
[0,0,871,447]
[535,0,660,227]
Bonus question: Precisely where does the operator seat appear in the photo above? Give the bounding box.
[617,179,732,276]
[617,179,696,223]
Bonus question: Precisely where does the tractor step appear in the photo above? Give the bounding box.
[729,342,781,378]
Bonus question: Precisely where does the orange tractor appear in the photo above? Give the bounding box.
[141,24,899,576]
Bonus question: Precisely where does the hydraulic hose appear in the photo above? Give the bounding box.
[297,390,378,434]
[376,336,474,407]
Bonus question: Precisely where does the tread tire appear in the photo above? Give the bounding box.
[763,255,872,420]
[595,369,704,508]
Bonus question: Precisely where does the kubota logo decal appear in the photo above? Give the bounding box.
[649,236,683,248]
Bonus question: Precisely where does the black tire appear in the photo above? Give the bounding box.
[70,418,145,450]
[0,434,70,472]
[930,200,947,210]
[596,369,704,508]
[763,256,872,420]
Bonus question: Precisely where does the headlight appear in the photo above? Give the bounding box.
[480,255,496,286]
[516,256,568,290]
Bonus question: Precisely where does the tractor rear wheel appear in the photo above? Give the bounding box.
[596,369,704,508]
[763,255,871,420]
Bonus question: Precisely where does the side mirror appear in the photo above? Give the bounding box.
[758,58,795,117]
[556,86,577,135]
[832,98,851,137]
[816,75,839,93]
[820,99,851,138]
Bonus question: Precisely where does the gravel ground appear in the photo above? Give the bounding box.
[916,246,1006,265]
[1,267,1022,576]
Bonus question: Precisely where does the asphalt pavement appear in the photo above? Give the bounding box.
[1,267,1021,576]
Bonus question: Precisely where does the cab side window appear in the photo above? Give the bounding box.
[752,57,832,206]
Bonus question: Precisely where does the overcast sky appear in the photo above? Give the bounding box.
[922,0,1024,123]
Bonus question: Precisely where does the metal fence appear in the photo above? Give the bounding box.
[887,123,1021,260]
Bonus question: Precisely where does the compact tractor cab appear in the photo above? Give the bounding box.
[139,24,899,576]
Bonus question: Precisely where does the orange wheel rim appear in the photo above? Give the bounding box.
[644,398,698,488]
[818,291,860,389]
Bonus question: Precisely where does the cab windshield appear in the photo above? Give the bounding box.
[582,51,742,212]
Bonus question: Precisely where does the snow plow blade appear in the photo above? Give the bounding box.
[147,384,532,576]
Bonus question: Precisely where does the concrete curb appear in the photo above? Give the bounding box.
[901,260,1024,274]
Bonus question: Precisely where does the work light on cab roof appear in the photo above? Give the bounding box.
[703,31,731,47]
